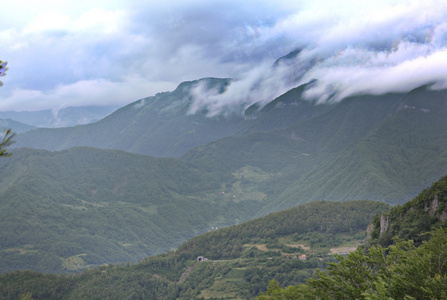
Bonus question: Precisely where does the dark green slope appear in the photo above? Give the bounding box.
[281,92,403,153]
[270,87,447,210]
[0,200,390,299]
[258,176,447,300]
[177,200,390,260]
[0,147,264,274]
[183,86,447,213]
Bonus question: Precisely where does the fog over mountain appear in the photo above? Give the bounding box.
[2,0,447,114]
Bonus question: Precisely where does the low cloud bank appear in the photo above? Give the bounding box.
[2,0,447,113]
[187,0,447,115]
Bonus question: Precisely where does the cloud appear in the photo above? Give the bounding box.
[189,0,447,113]
[0,76,173,111]
[2,0,447,113]
[187,62,300,117]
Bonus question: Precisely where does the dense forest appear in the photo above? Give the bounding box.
[2,174,446,299]
[259,227,447,299]
[0,200,388,299]
[366,173,447,248]
[259,175,447,299]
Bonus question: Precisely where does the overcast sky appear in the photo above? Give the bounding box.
[2,0,447,113]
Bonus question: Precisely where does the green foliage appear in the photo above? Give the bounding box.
[258,227,447,300]
[0,60,7,86]
[0,128,15,157]
[367,174,447,248]
[177,200,389,260]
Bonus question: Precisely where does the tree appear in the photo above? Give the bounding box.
[0,60,7,86]
[0,128,15,156]
[0,60,14,155]
[258,227,447,299]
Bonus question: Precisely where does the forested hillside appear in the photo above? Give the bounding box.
[5,83,447,275]
[274,86,447,207]
[367,173,447,248]
[259,174,447,300]
[184,86,447,209]
[0,200,389,299]
[12,81,447,208]
[0,147,264,273]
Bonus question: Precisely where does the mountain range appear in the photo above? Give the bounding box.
[1,172,446,299]
[1,51,447,276]
[2,74,447,272]
[0,106,118,129]
[12,80,447,206]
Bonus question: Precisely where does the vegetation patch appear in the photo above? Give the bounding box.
[61,254,87,271]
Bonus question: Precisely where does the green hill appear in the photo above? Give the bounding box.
[259,175,447,300]
[13,79,335,158]
[0,200,389,299]
[366,173,447,248]
[0,147,267,274]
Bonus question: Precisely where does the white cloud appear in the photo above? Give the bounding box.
[188,62,296,117]
[2,0,447,113]
[0,77,175,111]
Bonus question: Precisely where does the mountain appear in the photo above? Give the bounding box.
[0,200,389,299]
[0,106,118,128]
[2,175,446,299]
[12,79,337,158]
[184,86,447,209]
[239,82,331,135]
[14,81,447,207]
[5,77,447,275]
[13,78,250,157]
[269,86,447,208]
[0,119,35,133]
[0,147,268,274]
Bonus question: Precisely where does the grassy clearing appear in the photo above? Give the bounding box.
[61,254,88,271]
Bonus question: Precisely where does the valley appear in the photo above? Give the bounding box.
[2,80,447,276]
[3,2,447,299]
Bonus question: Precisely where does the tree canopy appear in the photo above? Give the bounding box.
[259,227,447,299]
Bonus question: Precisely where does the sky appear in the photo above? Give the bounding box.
[2,0,447,114]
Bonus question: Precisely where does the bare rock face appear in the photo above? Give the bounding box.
[365,223,375,242]
[438,210,447,223]
[423,194,447,222]
[380,215,390,235]
[424,194,439,217]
